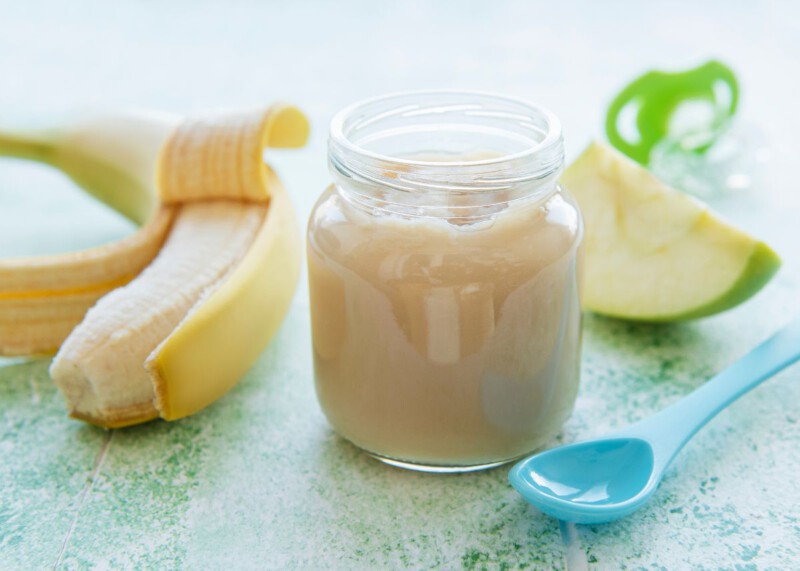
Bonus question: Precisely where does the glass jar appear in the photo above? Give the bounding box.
[308,91,583,472]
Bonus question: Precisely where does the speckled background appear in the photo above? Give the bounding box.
[1,1,799,569]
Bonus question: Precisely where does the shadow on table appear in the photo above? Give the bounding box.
[583,312,707,353]
[0,356,55,407]
[581,312,723,390]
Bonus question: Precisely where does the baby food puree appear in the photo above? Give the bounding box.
[308,91,583,471]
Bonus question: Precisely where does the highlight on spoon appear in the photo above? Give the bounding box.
[508,438,659,524]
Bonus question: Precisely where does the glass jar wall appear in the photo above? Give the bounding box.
[308,91,583,472]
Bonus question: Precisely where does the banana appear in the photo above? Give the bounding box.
[0,208,175,355]
[0,111,181,355]
[51,201,269,426]
[0,110,179,223]
[1,104,309,426]
[148,172,301,423]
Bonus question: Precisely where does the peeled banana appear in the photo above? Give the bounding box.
[0,104,309,427]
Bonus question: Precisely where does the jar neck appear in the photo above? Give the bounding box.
[328,90,564,219]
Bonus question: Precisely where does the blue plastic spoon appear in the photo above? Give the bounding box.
[509,317,800,524]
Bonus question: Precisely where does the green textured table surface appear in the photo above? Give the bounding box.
[2,1,799,569]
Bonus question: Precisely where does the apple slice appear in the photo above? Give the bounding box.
[562,141,780,321]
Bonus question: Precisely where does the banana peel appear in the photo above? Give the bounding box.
[150,175,300,423]
[0,208,175,355]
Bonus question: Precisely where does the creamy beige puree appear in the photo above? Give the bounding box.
[311,91,582,470]
[308,179,582,467]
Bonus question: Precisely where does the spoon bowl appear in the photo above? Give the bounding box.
[510,316,800,524]
[510,438,658,524]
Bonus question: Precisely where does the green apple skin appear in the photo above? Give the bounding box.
[562,142,781,322]
[596,241,781,322]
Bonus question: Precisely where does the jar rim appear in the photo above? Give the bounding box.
[328,90,565,217]
[329,89,563,169]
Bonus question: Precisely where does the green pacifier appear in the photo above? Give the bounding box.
[606,60,739,165]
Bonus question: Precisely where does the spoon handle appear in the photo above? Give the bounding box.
[623,316,800,471]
